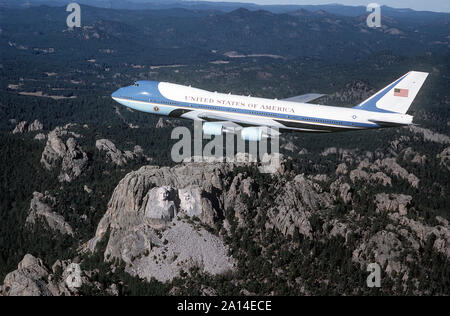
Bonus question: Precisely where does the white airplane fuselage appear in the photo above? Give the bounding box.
[112,71,428,140]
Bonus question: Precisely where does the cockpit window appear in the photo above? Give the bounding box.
[134,82,139,87]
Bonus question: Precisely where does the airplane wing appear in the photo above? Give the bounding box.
[197,112,258,128]
[281,93,325,103]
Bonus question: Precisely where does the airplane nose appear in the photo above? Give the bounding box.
[111,88,122,99]
[111,88,129,98]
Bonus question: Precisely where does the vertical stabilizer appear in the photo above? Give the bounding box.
[354,71,429,114]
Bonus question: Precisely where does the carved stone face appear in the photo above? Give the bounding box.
[144,186,177,224]
[178,187,202,217]
[160,187,170,200]
[181,191,191,202]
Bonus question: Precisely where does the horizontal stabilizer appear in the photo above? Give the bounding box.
[282,93,325,103]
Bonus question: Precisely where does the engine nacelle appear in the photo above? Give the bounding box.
[202,122,223,135]
[240,127,263,141]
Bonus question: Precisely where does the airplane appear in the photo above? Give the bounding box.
[111,71,429,141]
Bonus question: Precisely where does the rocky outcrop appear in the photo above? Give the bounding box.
[59,138,89,182]
[96,139,128,166]
[0,255,72,296]
[321,147,356,159]
[369,193,450,261]
[12,121,28,134]
[281,140,308,155]
[95,139,144,166]
[12,120,43,134]
[332,181,352,204]
[402,147,426,165]
[312,174,328,182]
[390,136,411,152]
[371,172,393,186]
[266,174,332,238]
[349,162,392,186]
[376,158,419,188]
[408,126,450,144]
[83,185,93,194]
[29,120,44,132]
[281,140,298,152]
[258,153,286,174]
[86,154,292,282]
[155,118,178,128]
[41,125,88,182]
[437,147,450,170]
[388,213,450,260]
[87,162,240,282]
[26,192,74,236]
[353,230,406,274]
[326,219,350,239]
[375,193,412,216]
[348,157,417,188]
[335,163,348,175]
[34,133,46,141]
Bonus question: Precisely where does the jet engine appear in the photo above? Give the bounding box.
[202,122,223,135]
[240,127,264,141]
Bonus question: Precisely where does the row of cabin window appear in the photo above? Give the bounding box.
[148,101,345,126]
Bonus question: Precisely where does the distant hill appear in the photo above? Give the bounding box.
[1,0,450,20]
[1,5,449,65]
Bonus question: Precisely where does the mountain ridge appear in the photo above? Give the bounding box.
[1,0,450,17]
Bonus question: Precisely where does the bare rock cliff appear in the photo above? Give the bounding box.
[87,163,240,282]
[41,125,88,182]
[0,255,72,296]
[26,192,74,236]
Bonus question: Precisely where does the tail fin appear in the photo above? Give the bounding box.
[354,71,429,114]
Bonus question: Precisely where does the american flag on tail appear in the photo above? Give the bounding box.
[394,88,409,97]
